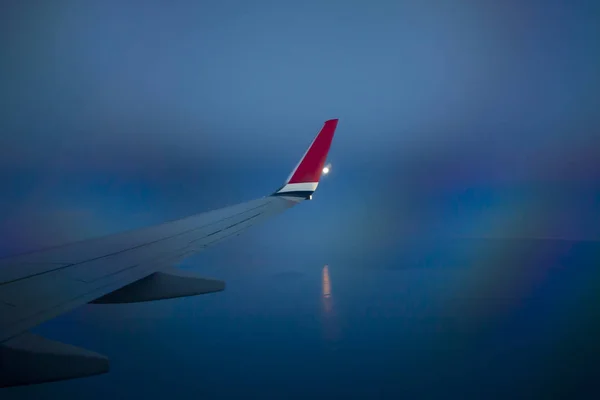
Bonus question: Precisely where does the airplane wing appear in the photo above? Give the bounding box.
[0,119,339,387]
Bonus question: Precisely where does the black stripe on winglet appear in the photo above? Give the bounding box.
[270,191,314,199]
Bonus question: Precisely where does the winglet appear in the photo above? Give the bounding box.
[273,119,339,199]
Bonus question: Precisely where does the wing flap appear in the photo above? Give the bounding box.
[0,263,71,286]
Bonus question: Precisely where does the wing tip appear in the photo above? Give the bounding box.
[323,118,339,130]
[274,118,339,198]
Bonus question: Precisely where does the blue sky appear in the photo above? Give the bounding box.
[2,0,599,256]
[1,1,600,398]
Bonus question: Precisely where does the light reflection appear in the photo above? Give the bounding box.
[321,264,338,341]
[322,264,331,298]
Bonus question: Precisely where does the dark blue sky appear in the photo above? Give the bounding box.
[2,1,600,398]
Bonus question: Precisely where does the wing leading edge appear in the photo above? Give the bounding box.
[0,119,339,387]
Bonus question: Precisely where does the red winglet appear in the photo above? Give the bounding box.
[274,119,339,198]
[287,119,338,184]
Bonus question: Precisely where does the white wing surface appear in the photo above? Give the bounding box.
[0,119,339,387]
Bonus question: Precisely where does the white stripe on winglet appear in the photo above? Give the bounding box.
[276,182,318,193]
